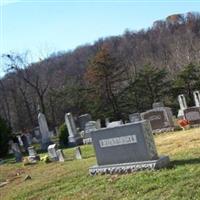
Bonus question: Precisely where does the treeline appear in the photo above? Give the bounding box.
[1,12,200,131]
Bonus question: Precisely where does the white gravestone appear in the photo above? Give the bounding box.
[75,147,82,160]
[38,112,51,150]
[48,144,58,161]
[178,94,187,118]
[107,120,123,128]
[65,113,82,146]
[193,91,200,107]
[56,149,65,162]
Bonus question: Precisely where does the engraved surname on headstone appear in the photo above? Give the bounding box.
[148,115,161,121]
[99,135,137,148]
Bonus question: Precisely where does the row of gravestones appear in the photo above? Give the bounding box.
[10,142,83,163]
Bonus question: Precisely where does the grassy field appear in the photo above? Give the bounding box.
[1,128,200,200]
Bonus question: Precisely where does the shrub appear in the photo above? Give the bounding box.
[0,117,11,157]
[58,123,69,148]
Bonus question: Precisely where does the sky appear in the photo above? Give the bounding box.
[0,0,200,76]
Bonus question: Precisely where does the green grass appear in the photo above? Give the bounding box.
[1,128,200,200]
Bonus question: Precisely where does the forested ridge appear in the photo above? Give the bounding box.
[1,12,200,131]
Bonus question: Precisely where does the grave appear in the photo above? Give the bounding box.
[129,113,142,123]
[89,120,170,175]
[106,120,123,128]
[65,113,83,146]
[38,111,51,150]
[182,91,200,126]
[28,146,40,162]
[83,121,97,144]
[56,149,65,162]
[9,140,23,162]
[78,114,92,131]
[48,144,59,161]
[177,94,187,118]
[75,147,82,159]
[141,102,174,133]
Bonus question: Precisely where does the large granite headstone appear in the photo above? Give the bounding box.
[65,113,83,146]
[89,120,170,175]
[38,112,51,150]
[184,107,200,126]
[141,102,174,133]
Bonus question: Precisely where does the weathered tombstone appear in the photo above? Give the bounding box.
[183,107,200,126]
[96,119,101,129]
[9,141,23,162]
[65,113,83,146]
[89,120,170,175]
[107,120,123,128]
[129,113,142,123]
[178,94,187,118]
[48,144,58,161]
[193,91,200,107]
[105,118,110,127]
[28,146,40,162]
[78,114,92,131]
[56,149,65,162]
[38,112,51,150]
[75,146,82,159]
[83,121,97,144]
[141,102,174,133]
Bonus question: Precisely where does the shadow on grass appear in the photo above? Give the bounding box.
[170,157,200,167]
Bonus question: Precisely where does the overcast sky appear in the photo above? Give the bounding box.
[1,0,200,76]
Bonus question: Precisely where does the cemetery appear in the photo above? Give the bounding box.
[1,91,200,199]
[1,7,200,200]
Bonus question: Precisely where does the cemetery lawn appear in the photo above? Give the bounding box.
[1,128,200,200]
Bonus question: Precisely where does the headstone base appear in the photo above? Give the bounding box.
[152,127,174,134]
[89,156,170,175]
[68,135,83,147]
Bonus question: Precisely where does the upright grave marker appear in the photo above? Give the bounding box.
[89,120,170,175]
[38,111,51,150]
[65,113,83,146]
[141,102,174,133]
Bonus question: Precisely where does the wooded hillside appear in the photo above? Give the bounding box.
[1,12,200,131]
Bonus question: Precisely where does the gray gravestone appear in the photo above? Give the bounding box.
[89,120,170,175]
[129,113,142,123]
[28,146,40,162]
[141,103,174,133]
[78,114,92,131]
[83,121,97,144]
[38,112,51,150]
[10,141,23,162]
[65,113,83,146]
[184,107,200,126]
[48,144,58,161]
